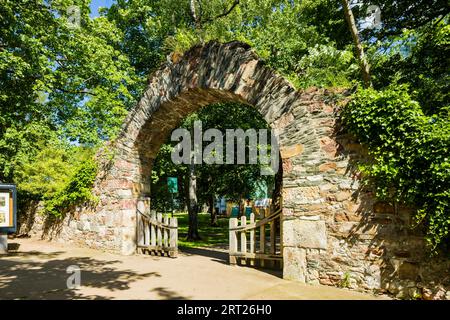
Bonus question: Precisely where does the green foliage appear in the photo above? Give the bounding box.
[368,19,449,116]
[43,156,98,217]
[0,0,141,184]
[151,144,188,212]
[0,122,54,181]
[339,272,352,288]
[296,44,358,88]
[16,143,91,198]
[342,86,450,251]
[106,0,356,89]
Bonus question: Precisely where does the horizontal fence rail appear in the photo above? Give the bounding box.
[137,209,178,257]
[229,207,283,269]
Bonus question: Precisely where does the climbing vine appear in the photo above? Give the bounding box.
[342,85,450,252]
[43,157,99,218]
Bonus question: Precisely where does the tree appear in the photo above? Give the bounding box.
[342,1,450,251]
[0,0,140,213]
[341,0,372,88]
[359,0,449,115]
[359,0,449,40]
[105,0,357,89]
[187,154,201,239]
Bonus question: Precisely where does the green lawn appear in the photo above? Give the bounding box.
[173,212,229,248]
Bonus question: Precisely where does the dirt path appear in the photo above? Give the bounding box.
[0,238,387,300]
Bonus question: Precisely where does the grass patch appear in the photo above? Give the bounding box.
[172,212,229,248]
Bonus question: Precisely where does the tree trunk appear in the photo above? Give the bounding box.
[209,195,218,226]
[272,155,283,212]
[187,159,201,240]
[341,0,372,88]
[238,193,245,218]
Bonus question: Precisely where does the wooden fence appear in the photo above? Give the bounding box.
[136,209,178,257]
[229,208,283,268]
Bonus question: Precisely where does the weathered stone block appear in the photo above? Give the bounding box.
[117,189,133,199]
[283,247,306,282]
[335,191,351,202]
[121,209,135,227]
[319,137,340,157]
[364,265,381,289]
[284,219,327,249]
[280,144,304,158]
[104,212,115,227]
[373,201,395,214]
[121,227,136,255]
[306,175,324,182]
[318,162,337,172]
[283,186,322,205]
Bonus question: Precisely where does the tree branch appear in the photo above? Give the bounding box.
[341,0,372,88]
[55,88,97,96]
[202,0,240,24]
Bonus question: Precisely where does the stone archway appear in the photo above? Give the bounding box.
[72,41,347,267]
[88,40,353,279]
[23,41,450,297]
[99,41,335,255]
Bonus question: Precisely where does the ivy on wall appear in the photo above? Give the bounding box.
[342,85,450,252]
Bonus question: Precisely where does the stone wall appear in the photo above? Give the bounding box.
[18,41,449,299]
[277,97,450,299]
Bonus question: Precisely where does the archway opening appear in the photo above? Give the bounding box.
[148,101,282,264]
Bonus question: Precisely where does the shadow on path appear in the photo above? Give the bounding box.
[0,250,166,300]
[179,246,283,278]
[180,246,228,263]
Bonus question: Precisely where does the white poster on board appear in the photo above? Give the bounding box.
[0,192,10,227]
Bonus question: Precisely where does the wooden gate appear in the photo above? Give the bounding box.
[229,207,283,268]
[136,209,178,257]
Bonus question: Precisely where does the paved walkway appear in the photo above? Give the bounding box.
[0,238,387,300]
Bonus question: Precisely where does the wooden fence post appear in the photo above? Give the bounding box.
[169,217,178,257]
[164,215,169,248]
[229,218,238,264]
[249,213,255,266]
[240,215,247,254]
[150,211,156,247]
[259,223,265,268]
[137,211,143,247]
[269,217,276,268]
[144,220,150,246]
[157,213,163,248]
[270,220,276,254]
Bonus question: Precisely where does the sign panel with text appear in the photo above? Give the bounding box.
[0,184,16,232]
